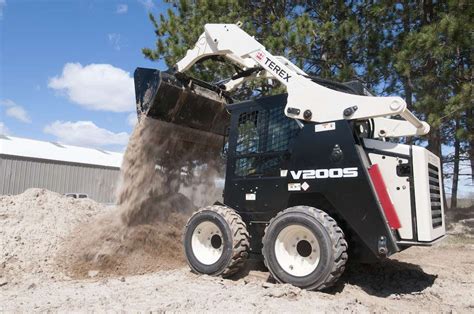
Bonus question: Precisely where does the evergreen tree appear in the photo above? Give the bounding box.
[143,0,473,203]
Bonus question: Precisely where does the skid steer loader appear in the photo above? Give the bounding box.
[134,23,446,290]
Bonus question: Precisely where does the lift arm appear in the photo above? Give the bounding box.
[175,23,430,137]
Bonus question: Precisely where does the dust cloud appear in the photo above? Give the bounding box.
[61,117,225,277]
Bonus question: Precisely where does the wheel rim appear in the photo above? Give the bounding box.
[191,221,224,265]
[274,224,321,277]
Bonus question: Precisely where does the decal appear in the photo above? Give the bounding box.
[264,57,292,82]
[245,193,256,201]
[290,170,302,179]
[288,183,301,191]
[315,122,336,133]
[301,182,310,191]
[288,167,358,180]
[256,51,265,61]
[280,169,288,177]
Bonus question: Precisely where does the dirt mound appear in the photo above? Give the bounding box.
[59,211,189,278]
[445,206,474,238]
[0,188,107,284]
[61,117,225,278]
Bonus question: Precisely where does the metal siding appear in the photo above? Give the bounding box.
[0,158,7,193]
[69,164,77,195]
[59,164,65,191]
[0,159,4,193]
[0,159,6,193]
[44,162,51,190]
[8,159,16,193]
[21,160,27,192]
[10,159,17,192]
[81,165,89,197]
[59,163,67,193]
[20,160,27,192]
[0,155,120,203]
[56,163,64,192]
[15,159,23,192]
[37,159,46,189]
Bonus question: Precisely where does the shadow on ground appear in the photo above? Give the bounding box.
[229,256,436,297]
[328,259,437,297]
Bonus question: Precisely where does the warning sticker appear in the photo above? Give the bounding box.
[315,122,336,133]
[288,183,301,191]
[245,193,256,201]
[301,182,310,191]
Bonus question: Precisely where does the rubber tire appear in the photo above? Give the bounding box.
[262,206,348,290]
[183,205,250,277]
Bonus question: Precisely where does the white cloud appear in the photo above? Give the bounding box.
[116,4,128,14]
[127,112,138,127]
[0,122,10,135]
[44,120,129,148]
[108,33,121,51]
[48,63,135,112]
[0,98,31,123]
[6,106,31,123]
[0,0,6,21]
[0,98,15,107]
[138,0,154,10]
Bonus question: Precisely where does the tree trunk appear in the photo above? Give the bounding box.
[427,128,445,200]
[470,141,474,184]
[450,119,460,208]
[427,129,442,157]
[468,108,474,184]
[402,77,414,145]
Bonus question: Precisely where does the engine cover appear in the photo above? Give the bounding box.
[364,139,446,244]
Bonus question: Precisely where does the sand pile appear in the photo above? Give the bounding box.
[61,117,225,278]
[0,188,107,284]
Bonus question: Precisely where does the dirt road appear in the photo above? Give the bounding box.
[1,189,473,312]
[1,245,473,312]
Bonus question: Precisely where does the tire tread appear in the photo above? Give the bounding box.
[185,205,250,277]
[262,206,348,290]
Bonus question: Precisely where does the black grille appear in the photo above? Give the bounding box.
[235,105,300,177]
[428,163,443,228]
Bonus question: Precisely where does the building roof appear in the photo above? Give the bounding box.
[0,135,123,168]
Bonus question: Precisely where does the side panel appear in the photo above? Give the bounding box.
[364,139,446,243]
[223,94,399,261]
[368,152,413,240]
[368,164,402,229]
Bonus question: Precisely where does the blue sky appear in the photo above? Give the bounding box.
[0,0,170,151]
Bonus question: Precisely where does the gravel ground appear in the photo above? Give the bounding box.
[1,189,473,312]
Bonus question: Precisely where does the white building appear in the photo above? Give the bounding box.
[0,135,123,203]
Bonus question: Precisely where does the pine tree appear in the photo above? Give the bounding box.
[142,0,473,200]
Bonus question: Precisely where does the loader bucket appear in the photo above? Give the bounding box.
[134,67,230,139]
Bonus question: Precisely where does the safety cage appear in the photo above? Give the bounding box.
[226,96,301,178]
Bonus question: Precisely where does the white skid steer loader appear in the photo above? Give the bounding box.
[133,23,446,290]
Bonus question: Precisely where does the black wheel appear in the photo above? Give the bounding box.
[183,205,250,277]
[262,206,348,290]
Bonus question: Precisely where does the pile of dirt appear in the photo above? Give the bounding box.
[60,117,225,278]
[0,188,107,285]
[445,206,474,238]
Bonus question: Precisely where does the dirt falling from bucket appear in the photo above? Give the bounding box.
[60,117,225,278]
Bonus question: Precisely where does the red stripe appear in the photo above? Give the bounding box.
[368,164,402,229]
